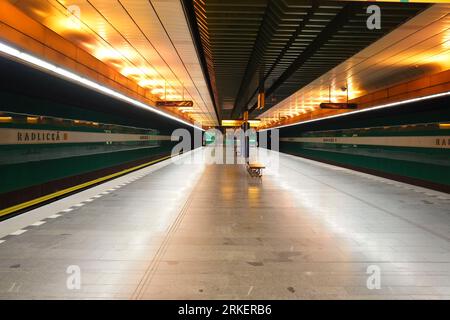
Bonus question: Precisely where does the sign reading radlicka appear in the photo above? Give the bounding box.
[0,128,172,145]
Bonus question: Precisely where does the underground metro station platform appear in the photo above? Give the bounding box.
[0,0,449,305]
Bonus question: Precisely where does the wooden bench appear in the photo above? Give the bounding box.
[247,162,265,177]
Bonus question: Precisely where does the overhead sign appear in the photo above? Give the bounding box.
[156,100,194,107]
[320,102,358,109]
[221,120,242,127]
[221,119,261,127]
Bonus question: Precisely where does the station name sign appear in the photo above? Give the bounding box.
[0,128,172,145]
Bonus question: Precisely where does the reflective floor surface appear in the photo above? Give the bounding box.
[0,147,449,299]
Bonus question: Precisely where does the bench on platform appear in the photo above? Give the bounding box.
[247,162,265,177]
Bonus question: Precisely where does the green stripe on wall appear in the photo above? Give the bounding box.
[281,141,450,187]
[0,141,176,194]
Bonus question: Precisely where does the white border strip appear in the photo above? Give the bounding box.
[0,41,204,131]
[259,91,450,132]
[280,136,450,149]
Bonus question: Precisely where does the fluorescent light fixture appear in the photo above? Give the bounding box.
[0,41,204,131]
[260,90,450,132]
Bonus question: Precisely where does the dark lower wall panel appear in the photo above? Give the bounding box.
[1,141,175,194]
[280,142,450,192]
[0,141,177,211]
[275,94,450,193]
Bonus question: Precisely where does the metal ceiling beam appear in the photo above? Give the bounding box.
[264,1,320,81]
[265,4,355,97]
[234,0,320,118]
[204,0,267,119]
[188,0,428,122]
[230,0,280,119]
[248,3,357,114]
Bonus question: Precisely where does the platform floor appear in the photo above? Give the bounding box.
[0,148,449,299]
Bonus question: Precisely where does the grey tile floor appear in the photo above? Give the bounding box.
[0,148,449,299]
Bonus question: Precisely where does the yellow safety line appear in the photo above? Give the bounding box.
[0,154,172,218]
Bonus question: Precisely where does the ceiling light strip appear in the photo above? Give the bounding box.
[259,91,450,132]
[0,41,204,131]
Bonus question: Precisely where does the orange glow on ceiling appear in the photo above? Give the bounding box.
[258,4,450,129]
[10,0,218,126]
